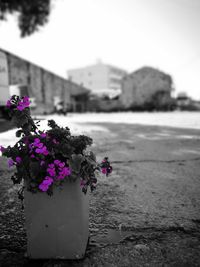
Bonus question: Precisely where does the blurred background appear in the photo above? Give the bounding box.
[1,2,200,266]
[0,0,200,116]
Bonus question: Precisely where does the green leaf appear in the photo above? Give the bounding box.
[29,161,41,178]
[16,130,23,137]
[88,151,96,161]
[68,154,84,174]
[69,173,78,181]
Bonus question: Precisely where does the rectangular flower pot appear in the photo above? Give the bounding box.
[24,179,89,259]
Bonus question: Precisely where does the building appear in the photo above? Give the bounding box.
[176,92,200,110]
[0,48,89,114]
[67,61,127,98]
[176,92,191,107]
[120,66,174,110]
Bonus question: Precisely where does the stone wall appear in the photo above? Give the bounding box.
[7,53,29,86]
[29,64,43,102]
[0,49,89,114]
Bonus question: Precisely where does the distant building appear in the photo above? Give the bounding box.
[120,66,174,110]
[176,92,191,107]
[176,92,200,110]
[67,60,127,98]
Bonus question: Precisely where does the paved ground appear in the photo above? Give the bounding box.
[0,121,200,266]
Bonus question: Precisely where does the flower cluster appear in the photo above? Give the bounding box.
[1,95,112,199]
[29,138,49,156]
[100,157,113,176]
[6,95,31,111]
[39,176,53,192]
[47,160,71,180]
[7,156,22,167]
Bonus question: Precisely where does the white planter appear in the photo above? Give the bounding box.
[24,179,89,259]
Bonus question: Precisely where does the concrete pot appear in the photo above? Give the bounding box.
[24,179,89,259]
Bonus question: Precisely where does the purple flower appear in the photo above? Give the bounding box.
[43,147,49,156]
[43,176,53,185]
[16,96,30,111]
[40,160,45,166]
[23,96,30,107]
[8,159,15,167]
[101,168,107,174]
[0,146,5,152]
[57,175,65,180]
[23,96,29,101]
[48,163,55,168]
[55,166,71,180]
[17,104,25,111]
[37,143,43,148]
[29,143,34,150]
[35,148,42,154]
[16,156,22,164]
[39,184,48,192]
[47,167,56,177]
[35,145,49,155]
[59,167,71,177]
[65,167,71,176]
[33,138,40,145]
[54,159,61,165]
[80,179,86,188]
[58,162,65,168]
[41,133,47,138]
[38,176,53,192]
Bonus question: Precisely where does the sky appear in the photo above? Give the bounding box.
[0,0,200,100]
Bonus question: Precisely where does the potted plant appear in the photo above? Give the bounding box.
[0,95,112,259]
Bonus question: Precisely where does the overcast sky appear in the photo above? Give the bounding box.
[0,0,200,100]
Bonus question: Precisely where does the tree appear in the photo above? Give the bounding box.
[0,0,51,37]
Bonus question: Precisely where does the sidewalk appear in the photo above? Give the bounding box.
[0,122,200,266]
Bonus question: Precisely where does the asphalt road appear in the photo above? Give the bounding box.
[0,121,200,266]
